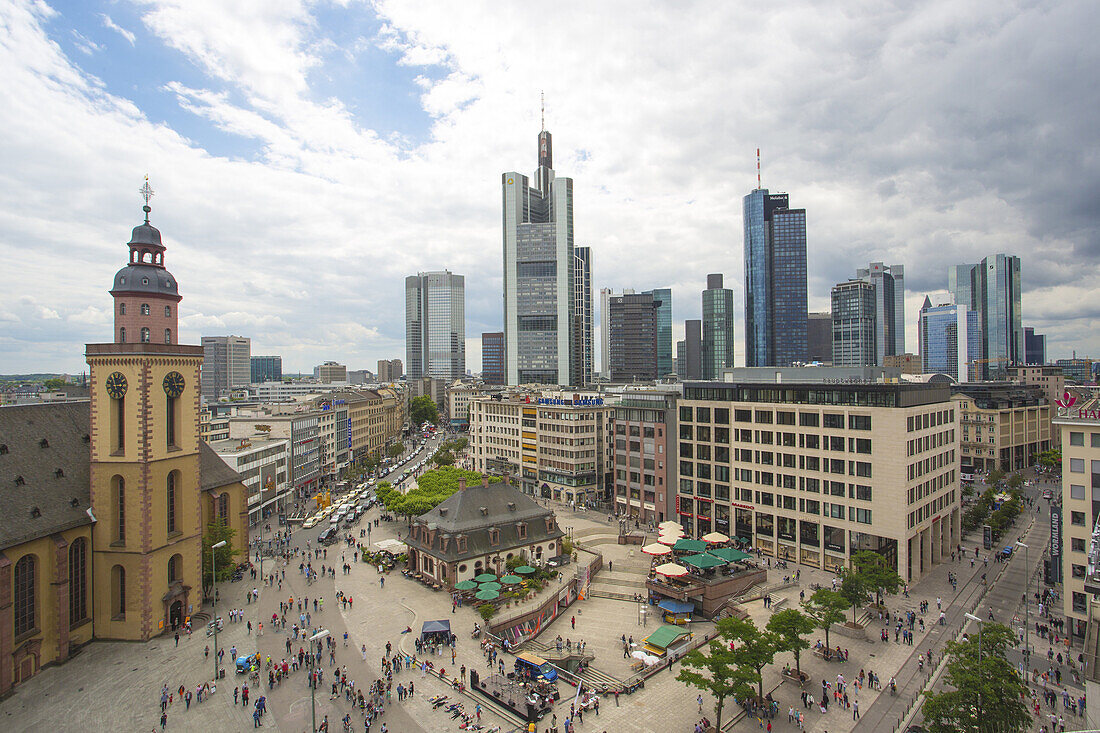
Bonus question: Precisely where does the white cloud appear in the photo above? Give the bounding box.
[100,13,136,45]
[0,0,1097,377]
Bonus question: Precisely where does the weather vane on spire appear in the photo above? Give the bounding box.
[139,176,154,223]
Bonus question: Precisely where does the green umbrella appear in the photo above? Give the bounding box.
[707,547,752,562]
[681,552,726,569]
[474,573,497,583]
[514,565,537,574]
[479,581,502,591]
[475,589,500,601]
[454,580,478,591]
[673,538,707,553]
[500,574,523,584]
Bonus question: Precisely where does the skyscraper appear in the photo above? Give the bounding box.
[806,312,832,364]
[608,292,659,381]
[830,280,877,367]
[376,359,403,382]
[1024,327,1046,365]
[676,319,702,380]
[948,255,1023,379]
[406,270,465,380]
[855,262,905,363]
[647,287,674,378]
[600,288,635,379]
[250,355,282,383]
[481,332,505,385]
[701,274,735,379]
[573,246,593,386]
[201,335,251,401]
[743,189,808,366]
[919,297,979,381]
[502,125,578,385]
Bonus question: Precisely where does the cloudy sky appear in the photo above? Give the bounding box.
[1,0,1097,375]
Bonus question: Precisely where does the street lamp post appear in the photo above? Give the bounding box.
[210,539,227,682]
[310,629,330,732]
[965,612,984,731]
[1016,540,1029,661]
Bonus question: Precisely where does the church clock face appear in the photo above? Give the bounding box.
[105,372,128,399]
[163,371,185,398]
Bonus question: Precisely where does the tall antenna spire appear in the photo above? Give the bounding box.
[541,90,545,132]
[756,149,761,190]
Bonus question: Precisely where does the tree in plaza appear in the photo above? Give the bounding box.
[1038,449,1061,471]
[987,467,1006,486]
[432,449,455,466]
[849,549,903,606]
[387,443,405,459]
[837,572,870,624]
[801,588,848,649]
[410,396,439,426]
[677,621,758,730]
[202,518,238,587]
[766,607,816,678]
[721,616,779,702]
[922,622,1031,733]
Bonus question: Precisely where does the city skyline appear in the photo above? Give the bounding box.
[2,2,1098,374]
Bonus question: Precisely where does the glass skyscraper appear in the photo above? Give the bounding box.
[502,127,580,385]
[701,274,735,379]
[743,189,808,366]
[405,270,465,380]
[919,297,979,381]
[855,262,904,365]
[646,287,674,378]
[573,246,593,386]
[947,254,1023,379]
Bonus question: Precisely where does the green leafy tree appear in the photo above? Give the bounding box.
[1038,449,1061,470]
[410,396,439,426]
[838,573,870,624]
[477,604,497,622]
[676,625,758,730]
[202,518,238,588]
[766,607,815,678]
[722,616,779,702]
[432,449,455,466]
[43,377,65,389]
[922,623,1030,733]
[1006,473,1024,491]
[802,588,848,649]
[987,467,1005,486]
[387,443,405,459]
[850,550,903,605]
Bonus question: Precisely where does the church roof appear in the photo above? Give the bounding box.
[0,402,93,552]
[0,401,244,552]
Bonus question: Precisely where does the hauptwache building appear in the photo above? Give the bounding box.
[0,193,250,696]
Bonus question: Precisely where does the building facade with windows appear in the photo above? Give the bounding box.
[210,436,290,525]
[201,335,251,401]
[314,361,347,384]
[612,389,678,523]
[676,381,960,581]
[951,384,1051,473]
[468,393,613,505]
[227,410,321,503]
[1006,365,1066,447]
[702,274,735,380]
[250,355,282,384]
[376,359,403,383]
[481,333,505,385]
[406,271,466,381]
[1059,415,1100,639]
[648,288,674,378]
[949,255,1024,379]
[608,292,659,381]
[855,262,905,364]
[918,299,980,381]
[831,280,877,367]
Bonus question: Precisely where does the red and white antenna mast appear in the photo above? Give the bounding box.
[757,148,762,189]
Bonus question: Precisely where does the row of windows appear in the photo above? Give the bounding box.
[13,540,91,638]
[907,409,955,432]
[119,303,171,317]
[119,327,172,343]
[679,406,873,431]
[1068,432,1100,448]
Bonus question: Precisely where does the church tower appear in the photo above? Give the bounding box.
[86,181,205,640]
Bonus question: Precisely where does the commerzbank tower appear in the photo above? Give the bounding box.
[501,120,592,387]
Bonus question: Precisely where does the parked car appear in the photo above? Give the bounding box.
[318,528,338,545]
